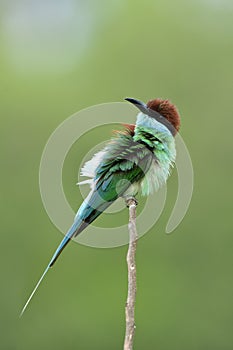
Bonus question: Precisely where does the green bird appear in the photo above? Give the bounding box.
[20,97,181,316]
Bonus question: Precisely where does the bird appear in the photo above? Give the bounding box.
[20,97,181,316]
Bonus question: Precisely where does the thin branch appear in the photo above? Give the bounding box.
[124,197,138,350]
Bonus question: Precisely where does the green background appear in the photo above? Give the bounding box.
[1,0,233,349]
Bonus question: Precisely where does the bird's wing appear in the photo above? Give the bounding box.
[20,134,153,317]
[72,134,153,233]
[93,134,153,202]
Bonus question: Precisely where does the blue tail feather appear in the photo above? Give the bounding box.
[49,218,83,267]
[20,192,113,316]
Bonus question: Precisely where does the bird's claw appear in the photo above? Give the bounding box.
[124,196,138,207]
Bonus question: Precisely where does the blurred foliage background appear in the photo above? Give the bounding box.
[1,0,233,349]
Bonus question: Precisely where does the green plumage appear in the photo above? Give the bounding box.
[91,113,176,201]
[20,101,178,316]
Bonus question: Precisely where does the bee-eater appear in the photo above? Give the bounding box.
[20,97,180,316]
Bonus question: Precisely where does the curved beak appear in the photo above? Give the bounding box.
[125,97,162,119]
[125,97,175,135]
[125,98,149,115]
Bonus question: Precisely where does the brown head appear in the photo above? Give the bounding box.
[147,98,180,135]
[125,97,181,136]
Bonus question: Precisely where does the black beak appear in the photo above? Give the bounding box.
[125,97,175,135]
[125,97,162,119]
[124,98,149,115]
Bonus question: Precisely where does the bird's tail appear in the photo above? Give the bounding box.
[48,190,114,266]
[20,191,112,317]
[19,218,84,317]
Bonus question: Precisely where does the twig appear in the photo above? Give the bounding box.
[124,197,138,350]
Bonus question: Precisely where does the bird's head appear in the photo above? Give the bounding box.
[125,97,180,135]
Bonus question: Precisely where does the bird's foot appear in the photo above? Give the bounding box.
[124,196,138,207]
